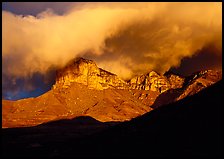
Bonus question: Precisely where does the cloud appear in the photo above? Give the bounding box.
[170,41,222,76]
[2,67,56,100]
[83,2,222,79]
[2,2,222,99]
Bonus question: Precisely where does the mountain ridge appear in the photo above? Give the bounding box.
[2,57,222,128]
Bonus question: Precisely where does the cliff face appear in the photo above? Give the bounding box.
[128,71,184,93]
[42,57,223,104]
[166,74,185,89]
[54,57,128,90]
[54,57,187,94]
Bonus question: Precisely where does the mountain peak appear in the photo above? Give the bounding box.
[148,70,160,77]
[53,57,222,95]
[128,70,184,93]
[64,57,97,70]
[72,57,95,64]
[53,57,127,90]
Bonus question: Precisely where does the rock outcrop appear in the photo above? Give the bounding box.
[54,57,186,95]
[53,57,128,90]
[128,71,170,93]
[128,71,184,93]
[151,69,222,109]
[177,70,222,100]
[165,74,185,89]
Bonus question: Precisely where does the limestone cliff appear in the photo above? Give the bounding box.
[52,58,221,102]
[53,57,128,90]
[128,71,184,93]
[165,74,185,89]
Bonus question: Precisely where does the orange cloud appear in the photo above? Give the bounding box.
[3,2,222,81]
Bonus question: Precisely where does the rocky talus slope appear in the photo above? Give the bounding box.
[2,58,222,128]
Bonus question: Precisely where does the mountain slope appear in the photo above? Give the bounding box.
[151,69,222,109]
[2,82,152,128]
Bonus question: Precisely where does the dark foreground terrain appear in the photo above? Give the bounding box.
[2,80,223,158]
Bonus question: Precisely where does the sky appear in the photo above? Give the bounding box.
[2,2,222,100]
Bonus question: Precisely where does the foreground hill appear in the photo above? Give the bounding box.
[2,80,223,158]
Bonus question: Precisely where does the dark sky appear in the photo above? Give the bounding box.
[2,2,74,15]
[170,42,222,76]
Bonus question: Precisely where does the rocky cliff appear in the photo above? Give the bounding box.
[53,57,128,90]
[128,71,184,93]
[53,57,192,96]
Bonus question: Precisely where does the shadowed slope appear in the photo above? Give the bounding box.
[57,80,223,158]
[2,116,118,158]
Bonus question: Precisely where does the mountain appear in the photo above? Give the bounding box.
[151,69,222,109]
[2,58,150,128]
[54,57,128,90]
[128,70,184,92]
[2,80,223,158]
[177,70,222,100]
[2,57,222,128]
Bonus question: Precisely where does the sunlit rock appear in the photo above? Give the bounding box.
[54,57,128,90]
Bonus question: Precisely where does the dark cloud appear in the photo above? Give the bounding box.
[2,67,56,100]
[170,42,222,76]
